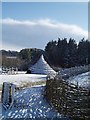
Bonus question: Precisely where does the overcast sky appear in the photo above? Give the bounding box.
[1,2,88,51]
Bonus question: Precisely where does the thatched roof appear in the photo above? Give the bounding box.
[29,55,56,75]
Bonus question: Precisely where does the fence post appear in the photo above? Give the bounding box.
[1,82,16,109]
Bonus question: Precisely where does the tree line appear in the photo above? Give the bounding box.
[1,38,90,70]
[45,38,90,68]
[1,48,43,70]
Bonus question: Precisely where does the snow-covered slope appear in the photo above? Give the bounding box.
[2,86,69,119]
[67,72,90,89]
[58,65,89,79]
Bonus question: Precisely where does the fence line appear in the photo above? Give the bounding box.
[45,78,90,120]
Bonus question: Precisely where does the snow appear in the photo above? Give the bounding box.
[57,66,90,89]
[58,65,89,80]
[29,55,56,75]
[0,73,46,86]
[67,72,90,89]
[0,73,46,102]
[0,73,69,119]
[0,69,89,119]
[2,86,69,119]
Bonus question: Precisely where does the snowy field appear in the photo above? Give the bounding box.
[0,73,46,87]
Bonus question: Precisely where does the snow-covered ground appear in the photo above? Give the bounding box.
[67,72,90,89]
[0,73,46,87]
[0,72,69,119]
[2,86,69,120]
[0,70,89,119]
[0,73,47,103]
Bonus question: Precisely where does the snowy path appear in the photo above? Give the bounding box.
[2,86,69,120]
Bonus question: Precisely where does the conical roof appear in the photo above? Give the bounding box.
[29,55,56,75]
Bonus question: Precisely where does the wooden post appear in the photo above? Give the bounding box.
[1,82,9,105]
[1,82,16,109]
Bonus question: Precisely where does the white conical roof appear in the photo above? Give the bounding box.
[29,55,56,75]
